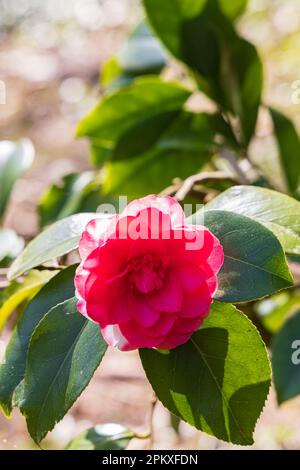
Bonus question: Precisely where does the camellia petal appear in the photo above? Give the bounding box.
[75,195,224,351]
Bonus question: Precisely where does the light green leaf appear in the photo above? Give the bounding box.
[20,298,107,444]
[65,424,134,450]
[8,213,101,280]
[270,109,300,195]
[0,266,77,415]
[101,57,123,88]
[0,139,35,218]
[255,292,300,334]
[189,209,293,302]
[206,185,300,256]
[272,311,300,404]
[218,0,248,19]
[76,77,190,141]
[140,301,271,445]
[0,269,57,332]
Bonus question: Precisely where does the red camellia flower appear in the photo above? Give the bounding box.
[75,195,224,351]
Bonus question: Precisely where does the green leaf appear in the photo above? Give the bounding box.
[0,228,24,266]
[38,172,112,227]
[218,0,248,20]
[272,310,300,404]
[102,112,217,198]
[7,213,98,280]
[118,21,168,75]
[78,78,191,166]
[101,57,123,88]
[0,266,76,415]
[19,297,107,444]
[206,185,300,256]
[0,269,57,332]
[143,0,262,144]
[255,292,300,334]
[103,148,210,199]
[140,301,271,445]
[65,424,134,450]
[76,77,190,141]
[270,109,300,195]
[0,139,35,218]
[188,209,293,302]
[101,22,168,92]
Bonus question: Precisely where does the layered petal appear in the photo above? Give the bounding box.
[75,195,224,351]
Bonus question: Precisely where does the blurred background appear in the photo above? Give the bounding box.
[0,0,300,450]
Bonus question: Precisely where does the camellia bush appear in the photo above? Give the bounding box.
[0,0,300,449]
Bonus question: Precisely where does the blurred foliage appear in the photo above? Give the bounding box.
[0,0,300,450]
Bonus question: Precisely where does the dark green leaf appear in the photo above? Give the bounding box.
[188,210,293,302]
[8,213,99,280]
[143,0,262,144]
[112,111,181,161]
[102,111,217,198]
[206,185,300,256]
[140,301,271,445]
[20,298,107,443]
[65,424,134,450]
[103,148,210,199]
[270,109,300,195]
[0,139,35,218]
[0,266,76,415]
[272,311,300,404]
[38,172,113,227]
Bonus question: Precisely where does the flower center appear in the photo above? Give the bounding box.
[127,254,168,294]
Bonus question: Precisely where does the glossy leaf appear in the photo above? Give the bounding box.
[143,0,262,144]
[0,139,34,218]
[0,270,57,332]
[272,311,300,404]
[103,148,210,199]
[206,186,300,256]
[65,424,134,450]
[270,108,300,195]
[102,112,217,198]
[188,210,293,302]
[0,266,77,415]
[7,213,100,280]
[140,301,271,445]
[20,297,107,444]
[76,77,190,141]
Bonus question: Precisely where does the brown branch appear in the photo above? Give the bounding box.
[174,171,237,201]
[219,148,250,185]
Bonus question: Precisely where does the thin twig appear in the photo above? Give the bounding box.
[174,171,237,201]
[219,147,250,184]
